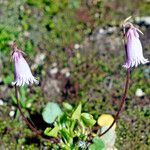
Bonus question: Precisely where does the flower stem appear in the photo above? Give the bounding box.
[15,85,58,143]
[100,68,130,137]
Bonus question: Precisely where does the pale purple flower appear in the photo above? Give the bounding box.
[12,43,38,86]
[123,25,149,69]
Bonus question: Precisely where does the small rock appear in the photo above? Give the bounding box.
[24,31,30,37]
[66,72,70,77]
[135,16,150,26]
[11,106,15,110]
[20,5,24,11]
[61,68,70,77]
[50,67,58,75]
[135,89,145,97]
[34,53,45,66]
[61,68,69,74]
[0,99,4,106]
[52,62,57,67]
[74,43,80,49]
[9,110,15,117]
[94,13,99,18]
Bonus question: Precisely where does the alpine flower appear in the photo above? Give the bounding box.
[123,22,149,69]
[12,42,38,86]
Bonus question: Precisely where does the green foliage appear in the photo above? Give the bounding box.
[81,113,96,127]
[88,137,104,150]
[42,102,62,124]
[71,103,82,120]
[44,125,59,138]
[3,74,13,84]
[43,103,96,149]
[62,102,73,111]
[11,86,37,109]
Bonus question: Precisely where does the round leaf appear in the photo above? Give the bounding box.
[42,102,62,124]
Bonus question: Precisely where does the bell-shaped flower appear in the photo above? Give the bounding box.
[12,43,38,86]
[123,24,149,69]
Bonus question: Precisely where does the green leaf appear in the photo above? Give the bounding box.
[42,102,62,124]
[58,113,67,125]
[71,104,82,120]
[3,75,13,84]
[61,144,72,150]
[63,102,73,111]
[81,113,96,127]
[68,0,80,9]
[60,128,72,144]
[44,125,59,138]
[88,137,104,150]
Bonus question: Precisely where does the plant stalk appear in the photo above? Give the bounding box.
[15,85,58,143]
[100,68,130,136]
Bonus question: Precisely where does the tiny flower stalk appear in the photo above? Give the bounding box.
[99,68,130,137]
[100,17,149,137]
[12,42,58,143]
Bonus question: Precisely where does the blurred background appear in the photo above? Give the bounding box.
[0,0,150,149]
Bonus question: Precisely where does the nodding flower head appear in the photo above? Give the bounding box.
[12,42,38,86]
[122,18,149,69]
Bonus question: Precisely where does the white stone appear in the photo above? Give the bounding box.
[66,72,70,77]
[135,16,150,25]
[99,28,106,34]
[35,53,45,65]
[52,62,57,67]
[74,44,80,49]
[0,99,4,106]
[9,111,15,117]
[50,67,58,74]
[135,89,145,97]
[20,5,24,11]
[61,68,69,74]
[24,31,30,37]
[94,13,99,18]
[11,106,15,110]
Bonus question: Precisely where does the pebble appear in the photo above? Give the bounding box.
[0,99,4,106]
[74,44,80,49]
[65,72,70,77]
[135,16,150,26]
[9,110,15,117]
[11,106,15,110]
[50,67,58,74]
[52,62,57,67]
[61,68,70,77]
[35,53,45,65]
[135,89,145,97]
[24,31,30,37]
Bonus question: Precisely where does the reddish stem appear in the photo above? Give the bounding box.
[100,68,130,136]
[15,85,58,143]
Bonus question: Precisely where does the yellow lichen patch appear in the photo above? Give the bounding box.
[97,114,116,130]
